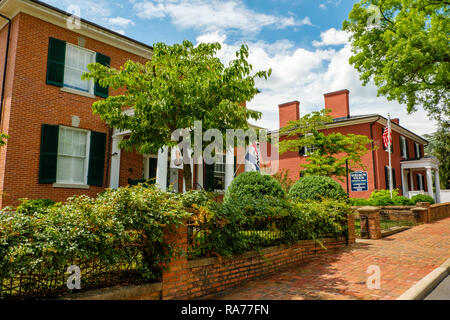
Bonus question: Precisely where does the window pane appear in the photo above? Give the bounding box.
[64,45,94,93]
[57,127,88,184]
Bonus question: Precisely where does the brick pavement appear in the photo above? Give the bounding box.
[205,217,450,300]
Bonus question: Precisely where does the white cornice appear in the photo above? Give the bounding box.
[0,0,153,59]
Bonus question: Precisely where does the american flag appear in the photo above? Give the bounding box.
[382,126,391,148]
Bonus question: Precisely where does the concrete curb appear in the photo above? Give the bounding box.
[397,258,450,300]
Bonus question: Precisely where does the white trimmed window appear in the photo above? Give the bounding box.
[400,136,407,159]
[63,43,95,93]
[56,126,90,184]
[213,157,226,191]
[415,143,421,159]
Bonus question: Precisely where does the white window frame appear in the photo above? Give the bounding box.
[55,126,91,186]
[63,43,95,95]
[400,136,407,159]
[415,143,421,159]
[213,153,226,192]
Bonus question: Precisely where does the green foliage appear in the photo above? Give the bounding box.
[349,198,372,206]
[177,189,213,208]
[369,189,398,206]
[392,196,414,206]
[224,171,286,202]
[271,169,295,193]
[279,109,372,179]
[352,190,414,206]
[424,121,450,189]
[0,185,189,283]
[411,194,435,205]
[288,175,347,201]
[0,133,8,147]
[15,198,56,215]
[343,0,449,122]
[189,195,350,258]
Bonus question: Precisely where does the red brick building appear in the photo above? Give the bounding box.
[276,89,442,202]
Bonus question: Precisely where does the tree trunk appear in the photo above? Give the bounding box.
[183,162,193,191]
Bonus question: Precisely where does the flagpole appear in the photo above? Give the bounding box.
[388,113,393,199]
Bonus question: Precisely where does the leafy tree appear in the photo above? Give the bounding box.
[0,133,8,146]
[424,121,450,189]
[278,109,372,180]
[83,40,270,190]
[343,0,449,122]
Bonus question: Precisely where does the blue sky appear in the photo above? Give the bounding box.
[42,0,437,135]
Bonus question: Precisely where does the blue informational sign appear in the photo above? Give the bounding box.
[350,171,368,192]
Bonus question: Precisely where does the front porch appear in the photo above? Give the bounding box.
[400,156,441,203]
[108,130,254,193]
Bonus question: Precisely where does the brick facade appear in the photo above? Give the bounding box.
[277,90,428,199]
[0,13,149,207]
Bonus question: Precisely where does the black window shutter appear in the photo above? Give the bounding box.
[414,143,418,159]
[46,38,66,87]
[87,131,107,186]
[392,168,396,189]
[39,124,59,183]
[94,52,110,98]
[204,163,215,191]
[405,139,409,160]
[385,166,389,189]
[298,146,306,156]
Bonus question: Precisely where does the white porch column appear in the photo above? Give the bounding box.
[109,136,122,189]
[225,147,234,190]
[435,169,441,203]
[156,147,168,191]
[401,167,408,197]
[426,167,434,200]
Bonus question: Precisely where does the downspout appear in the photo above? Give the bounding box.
[370,116,381,190]
[0,13,11,127]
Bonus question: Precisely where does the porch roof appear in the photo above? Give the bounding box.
[400,156,439,170]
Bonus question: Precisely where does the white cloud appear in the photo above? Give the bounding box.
[319,4,327,10]
[133,0,312,34]
[108,17,136,27]
[194,31,437,135]
[312,28,350,47]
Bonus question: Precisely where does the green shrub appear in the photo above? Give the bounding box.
[178,190,212,208]
[0,185,189,286]
[349,198,371,206]
[15,198,56,215]
[392,196,414,206]
[411,194,435,204]
[224,171,285,202]
[368,189,398,206]
[288,175,347,201]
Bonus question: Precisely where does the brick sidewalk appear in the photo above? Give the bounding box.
[205,218,450,300]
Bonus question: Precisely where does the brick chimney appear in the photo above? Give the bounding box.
[324,89,350,119]
[278,101,300,128]
[391,118,399,125]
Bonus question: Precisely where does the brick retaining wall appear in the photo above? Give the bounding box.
[161,214,354,300]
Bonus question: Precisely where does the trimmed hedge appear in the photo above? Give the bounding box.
[288,175,347,201]
[224,171,285,202]
[411,194,435,204]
